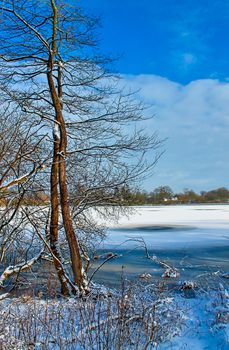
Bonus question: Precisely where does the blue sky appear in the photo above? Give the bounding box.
[82,0,229,192]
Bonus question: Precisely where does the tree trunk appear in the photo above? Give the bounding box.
[50,123,70,296]
[47,0,87,293]
[47,66,87,293]
[58,119,88,291]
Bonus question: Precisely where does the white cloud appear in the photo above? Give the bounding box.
[122,74,229,191]
[124,74,229,130]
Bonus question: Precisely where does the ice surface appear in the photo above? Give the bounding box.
[101,205,229,249]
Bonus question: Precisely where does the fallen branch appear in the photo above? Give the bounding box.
[128,237,179,278]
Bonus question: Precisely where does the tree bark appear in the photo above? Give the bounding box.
[47,68,87,292]
[50,122,70,296]
[47,3,87,291]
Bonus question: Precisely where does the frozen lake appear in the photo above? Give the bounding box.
[91,205,229,287]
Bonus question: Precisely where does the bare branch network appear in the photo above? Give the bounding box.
[0,0,162,294]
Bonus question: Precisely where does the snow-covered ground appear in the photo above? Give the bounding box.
[159,288,229,350]
[107,204,229,229]
[0,283,228,349]
[0,205,229,349]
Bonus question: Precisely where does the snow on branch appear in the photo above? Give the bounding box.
[0,251,43,286]
[0,163,45,192]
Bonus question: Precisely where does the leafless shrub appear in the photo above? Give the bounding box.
[0,281,184,350]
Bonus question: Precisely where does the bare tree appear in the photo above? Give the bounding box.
[0,109,50,288]
[0,0,161,294]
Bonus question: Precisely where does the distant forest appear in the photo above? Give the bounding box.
[120,186,229,205]
[1,186,229,206]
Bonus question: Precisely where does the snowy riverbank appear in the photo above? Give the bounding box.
[0,205,229,349]
[0,282,228,349]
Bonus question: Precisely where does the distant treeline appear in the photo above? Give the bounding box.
[119,186,229,205]
[1,186,229,206]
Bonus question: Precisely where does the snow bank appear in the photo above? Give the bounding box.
[0,285,228,349]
